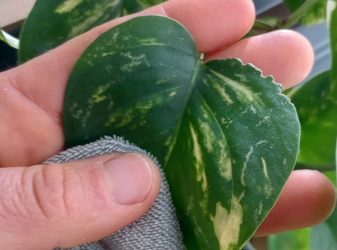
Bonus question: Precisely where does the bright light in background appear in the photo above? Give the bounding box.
[0,0,36,28]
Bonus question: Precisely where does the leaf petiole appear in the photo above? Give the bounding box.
[276,0,323,29]
[0,28,20,49]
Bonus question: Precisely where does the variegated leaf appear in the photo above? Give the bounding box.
[63,16,300,250]
[19,0,167,63]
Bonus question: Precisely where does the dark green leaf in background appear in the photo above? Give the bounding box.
[289,0,337,166]
[63,16,300,249]
[122,0,166,15]
[288,71,337,165]
[19,0,166,63]
[284,0,327,26]
[324,170,337,188]
[282,1,337,242]
[268,228,311,250]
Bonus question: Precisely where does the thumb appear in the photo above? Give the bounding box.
[0,153,161,250]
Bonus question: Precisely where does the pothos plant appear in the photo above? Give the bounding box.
[0,0,336,250]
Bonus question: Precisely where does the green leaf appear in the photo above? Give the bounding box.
[268,228,311,250]
[291,1,337,166]
[0,28,20,49]
[18,0,167,63]
[324,170,337,188]
[288,71,337,165]
[301,1,327,25]
[63,16,300,250]
[284,0,327,26]
[295,162,336,171]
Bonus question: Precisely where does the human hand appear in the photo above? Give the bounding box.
[0,0,335,249]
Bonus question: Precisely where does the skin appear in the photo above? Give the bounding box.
[0,0,335,249]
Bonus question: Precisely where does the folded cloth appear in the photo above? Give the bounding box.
[44,136,186,250]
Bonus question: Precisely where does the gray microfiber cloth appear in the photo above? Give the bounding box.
[44,136,186,250]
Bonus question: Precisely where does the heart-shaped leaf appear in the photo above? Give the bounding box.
[63,16,300,250]
[19,0,167,63]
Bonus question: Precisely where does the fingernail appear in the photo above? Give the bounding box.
[103,153,153,205]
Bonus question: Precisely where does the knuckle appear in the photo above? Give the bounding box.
[31,163,71,219]
[0,162,111,230]
[31,163,111,220]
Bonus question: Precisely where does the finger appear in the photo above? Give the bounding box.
[0,153,161,249]
[254,170,336,237]
[144,0,255,53]
[205,30,315,89]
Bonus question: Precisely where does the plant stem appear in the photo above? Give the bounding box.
[295,162,336,172]
[253,20,275,31]
[243,20,277,38]
[276,0,322,29]
[0,28,20,49]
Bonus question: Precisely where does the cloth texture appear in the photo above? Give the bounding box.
[44,136,186,250]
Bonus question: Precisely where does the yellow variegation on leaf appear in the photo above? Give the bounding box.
[63,16,300,250]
